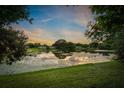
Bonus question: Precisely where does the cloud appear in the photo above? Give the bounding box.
[59,29,91,44]
[13,25,54,45]
[34,6,92,27]
[14,25,91,45]
[13,6,92,45]
[73,6,93,26]
[52,6,92,27]
[40,17,54,23]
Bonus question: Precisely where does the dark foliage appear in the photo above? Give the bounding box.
[52,39,75,53]
[85,6,124,61]
[0,6,31,64]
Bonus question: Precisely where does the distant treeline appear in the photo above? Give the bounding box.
[27,39,113,53]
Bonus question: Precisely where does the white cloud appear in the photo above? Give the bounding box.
[13,6,92,45]
[14,25,91,45]
[28,29,90,44]
[59,29,91,44]
[40,17,54,23]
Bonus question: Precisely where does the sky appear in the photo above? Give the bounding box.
[16,5,93,45]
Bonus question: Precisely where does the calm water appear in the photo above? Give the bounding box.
[0,52,113,75]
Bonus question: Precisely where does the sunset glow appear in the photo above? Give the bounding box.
[16,5,93,45]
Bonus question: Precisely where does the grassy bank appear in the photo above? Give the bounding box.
[0,61,124,88]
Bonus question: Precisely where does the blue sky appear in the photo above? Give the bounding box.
[17,5,93,45]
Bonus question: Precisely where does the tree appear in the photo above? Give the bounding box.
[85,6,124,61]
[0,28,28,64]
[0,6,32,27]
[89,42,99,49]
[27,43,41,48]
[0,6,32,64]
[52,39,66,46]
[52,39,75,53]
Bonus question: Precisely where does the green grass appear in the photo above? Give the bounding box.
[27,48,41,55]
[0,61,124,88]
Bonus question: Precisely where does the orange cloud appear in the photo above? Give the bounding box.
[60,29,91,44]
[14,25,91,45]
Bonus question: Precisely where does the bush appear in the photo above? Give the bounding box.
[114,32,124,62]
[0,28,27,64]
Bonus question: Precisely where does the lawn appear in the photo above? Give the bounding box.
[0,61,124,88]
[27,48,42,55]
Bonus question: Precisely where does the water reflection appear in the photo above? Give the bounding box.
[0,51,113,75]
[52,51,111,59]
[52,52,73,59]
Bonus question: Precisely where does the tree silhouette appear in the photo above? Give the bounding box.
[85,6,124,61]
[0,6,32,64]
[52,39,75,53]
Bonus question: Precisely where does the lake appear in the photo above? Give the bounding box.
[0,52,113,75]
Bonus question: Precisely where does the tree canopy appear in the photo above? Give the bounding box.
[85,5,124,61]
[52,39,75,53]
[0,6,31,64]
